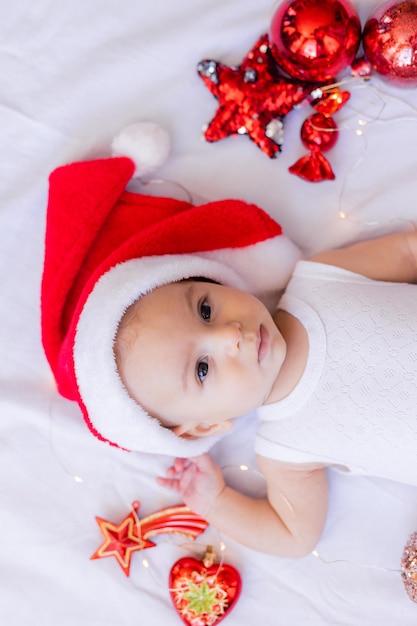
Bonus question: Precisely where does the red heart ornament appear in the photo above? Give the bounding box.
[169,546,242,625]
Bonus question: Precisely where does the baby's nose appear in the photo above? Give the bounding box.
[214,322,242,355]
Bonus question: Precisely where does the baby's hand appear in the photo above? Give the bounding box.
[157,454,225,518]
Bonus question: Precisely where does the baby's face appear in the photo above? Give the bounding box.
[117,281,286,434]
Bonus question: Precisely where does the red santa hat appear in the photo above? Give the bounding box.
[41,122,302,456]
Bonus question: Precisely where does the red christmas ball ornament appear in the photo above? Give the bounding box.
[363,0,417,86]
[269,0,362,82]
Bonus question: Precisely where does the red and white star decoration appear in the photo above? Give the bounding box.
[91,501,209,576]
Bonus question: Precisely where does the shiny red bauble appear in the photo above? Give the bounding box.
[363,0,417,86]
[269,0,361,82]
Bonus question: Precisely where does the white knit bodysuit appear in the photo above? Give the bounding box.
[255,261,417,485]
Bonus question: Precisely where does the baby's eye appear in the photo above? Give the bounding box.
[196,359,209,383]
[199,299,211,321]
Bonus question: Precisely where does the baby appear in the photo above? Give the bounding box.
[41,125,417,558]
[113,230,417,557]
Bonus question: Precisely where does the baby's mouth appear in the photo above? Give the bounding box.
[257,325,270,363]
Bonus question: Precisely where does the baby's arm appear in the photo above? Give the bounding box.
[158,453,328,558]
[311,229,417,283]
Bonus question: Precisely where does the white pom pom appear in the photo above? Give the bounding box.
[111,122,170,178]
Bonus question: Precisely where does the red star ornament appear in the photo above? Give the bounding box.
[91,501,209,576]
[197,34,313,158]
[91,501,155,576]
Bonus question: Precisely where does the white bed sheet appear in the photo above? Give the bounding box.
[2,0,417,624]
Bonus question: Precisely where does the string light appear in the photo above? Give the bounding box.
[48,398,408,594]
[131,177,195,203]
[312,550,401,574]
[327,78,417,230]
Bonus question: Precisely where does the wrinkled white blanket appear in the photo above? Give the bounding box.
[2,0,417,624]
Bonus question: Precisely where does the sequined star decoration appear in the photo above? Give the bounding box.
[197,34,313,158]
[91,501,209,576]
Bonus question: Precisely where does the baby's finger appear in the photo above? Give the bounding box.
[165,465,179,478]
[173,457,189,472]
[156,476,180,492]
[189,453,217,471]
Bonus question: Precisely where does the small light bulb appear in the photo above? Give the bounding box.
[239,464,249,471]
[142,558,149,569]
[358,119,367,126]
[74,475,84,483]
[220,542,226,552]
[339,211,346,219]
[355,129,363,136]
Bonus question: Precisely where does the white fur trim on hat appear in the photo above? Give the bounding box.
[200,234,302,312]
[74,254,250,456]
[74,233,302,456]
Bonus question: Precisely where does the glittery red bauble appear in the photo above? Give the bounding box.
[169,549,241,626]
[363,0,417,86]
[269,0,361,82]
[401,531,417,602]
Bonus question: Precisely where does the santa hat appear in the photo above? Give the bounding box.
[41,122,302,456]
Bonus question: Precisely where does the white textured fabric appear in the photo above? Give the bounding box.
[256,260,417,485]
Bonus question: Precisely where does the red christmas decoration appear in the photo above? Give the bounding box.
[91,501,209,576]
[197,34,313,158]
[269,0,361,82]
[402,531,417,602]
[312,89,351,116]
[169,546,242,626]
[197,32,354,181]
[289,86,349,182]
[350,56,374,79]
[363,0,417,86]
[289,112,338,181]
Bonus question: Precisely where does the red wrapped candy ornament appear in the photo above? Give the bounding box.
[169,546,242,626]
[289,112,338,181]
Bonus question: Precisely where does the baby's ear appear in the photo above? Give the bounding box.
[173,420,233,439]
